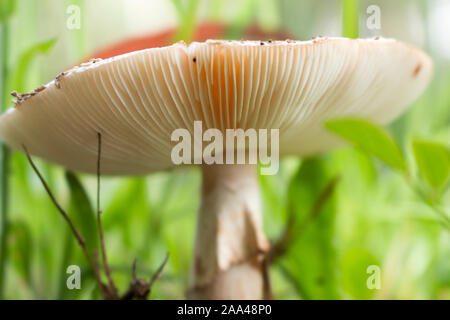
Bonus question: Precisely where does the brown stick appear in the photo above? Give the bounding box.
[23,145,105,290]
[268,176,340,264]
[149,253,169,289]
[25,136,168,300]
[95,133,118,298]
[121,254,169,300]
[261,255,273,300]
[24,145,85,248]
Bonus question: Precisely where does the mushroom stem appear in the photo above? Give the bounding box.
[188,164,270,300]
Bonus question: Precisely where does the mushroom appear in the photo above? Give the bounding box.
[0,38,432,299]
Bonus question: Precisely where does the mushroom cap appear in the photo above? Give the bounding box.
[0,38,432,175]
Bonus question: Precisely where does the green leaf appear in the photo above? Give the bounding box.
[65,172,98,258]
[326,118,406,171]
[12,38,57,91]
[412,140,450,191]
[8,221,32,284]
[0,0,16,22]
[56,225,75,300]
[341,248,379,299]
[283,157,340,299]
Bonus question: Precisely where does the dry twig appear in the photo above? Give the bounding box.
[261,255,273,300]
[268,176,340,264]
[121,254,169,300]
[23,144,105,290]
[23,133,169,300]
[260,176,340,300]
[95,133,118,299]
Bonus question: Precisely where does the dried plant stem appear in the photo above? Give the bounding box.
[261,256,273,300]
[24,146,85,247]
[148,253,169,289]
[24,133,168,299]
[96,133,118,297]
[121,254,169,300]
[23,145,105,291]
[268,176,340,264]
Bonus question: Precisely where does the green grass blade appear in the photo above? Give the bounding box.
[56,226,75,300]
[8,221,33,287]
[342,0,359,38]
[11,38,57,91]
[0,18,10,299]
[172,0,200,43]
[65,171,99,260]
[0,34,56,298]
[0,144,9,298]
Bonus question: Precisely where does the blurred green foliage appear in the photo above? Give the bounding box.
[172,0,200,42]
[342,0,359,38]
[11,38,56,93]
[326,119,407,172]
[0,0,15,23]
[65,171,99,262]
[0,0,448,300]
[412,140,450,192]
[282,158,339,299]
[326,119,450,229]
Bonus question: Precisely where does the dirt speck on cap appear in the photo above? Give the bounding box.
[312,36,328,44]
[35,85,46,93]
[80,58,103,68]
[55,72,67,89]
[413,62,422,78]
[11,85,47,107]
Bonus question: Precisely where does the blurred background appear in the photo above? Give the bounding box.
[0,0,449,300]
